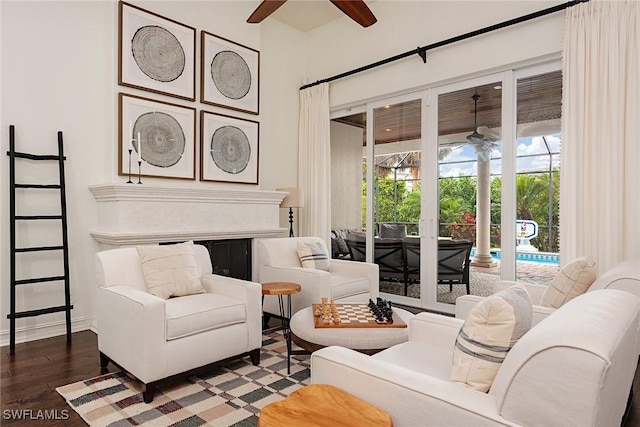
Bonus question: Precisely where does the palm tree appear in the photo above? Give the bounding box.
[516,174,548,221]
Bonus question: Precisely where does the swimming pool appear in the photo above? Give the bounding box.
[471,249,559,265]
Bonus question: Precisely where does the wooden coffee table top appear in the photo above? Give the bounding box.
[258,384,393,427]
[261,281,301,296]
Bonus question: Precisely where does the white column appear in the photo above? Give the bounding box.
[471,144,497,267]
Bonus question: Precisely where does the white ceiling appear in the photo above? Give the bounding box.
[260,0,375,32]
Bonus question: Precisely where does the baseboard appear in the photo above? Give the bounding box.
[0,316,95,348]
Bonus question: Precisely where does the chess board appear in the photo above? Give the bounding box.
[312,304,407,329]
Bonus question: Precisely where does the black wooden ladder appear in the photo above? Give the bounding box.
[7,125,73,354]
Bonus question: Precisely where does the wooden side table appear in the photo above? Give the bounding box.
[258,384,393,427]
[261,281,301,374]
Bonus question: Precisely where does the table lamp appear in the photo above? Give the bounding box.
[276,187,304,237]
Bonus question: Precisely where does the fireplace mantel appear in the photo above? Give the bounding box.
[89,184,288,246]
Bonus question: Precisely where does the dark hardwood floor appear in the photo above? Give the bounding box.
[1,331,118,426]
[2,330,640,426]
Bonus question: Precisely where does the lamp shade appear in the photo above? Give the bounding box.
[276,187,304,208]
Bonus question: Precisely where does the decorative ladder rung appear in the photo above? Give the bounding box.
[15,275,66,285]
[15,245,65,253]
[6,151,66,161]
[15,215,63,220]
[7,305,74,319]
[15,183,61,189]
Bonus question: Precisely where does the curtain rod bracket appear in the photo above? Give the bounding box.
[417,48,427,63]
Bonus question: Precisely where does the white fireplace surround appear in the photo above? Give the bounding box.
[89,184,288,246]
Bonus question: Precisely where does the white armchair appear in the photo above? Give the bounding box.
[456,281,554,327]
[257,237,379,317]
[456,259,640,328]
[95,243,262,403]
[311,290,640,426]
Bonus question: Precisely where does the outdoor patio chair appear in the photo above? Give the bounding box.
[378,223,407,239]
[437,239,473,294]
[402,237,474,296]
[346,232,405,285]
[402,236,421,295]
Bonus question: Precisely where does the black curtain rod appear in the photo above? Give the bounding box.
[299,0,588,91]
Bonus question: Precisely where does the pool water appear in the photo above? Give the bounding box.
[471,249,559,265]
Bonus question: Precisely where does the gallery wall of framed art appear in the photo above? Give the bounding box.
[117,1,260,184]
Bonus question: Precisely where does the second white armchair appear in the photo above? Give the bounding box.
[257,237,379,318]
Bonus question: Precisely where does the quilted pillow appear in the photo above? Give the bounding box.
[451,284,532,392]
[331,229,350,256]
[335,230,350,255]
[297,241,330,271]
[137,241,206,299]
[540,256,596,308]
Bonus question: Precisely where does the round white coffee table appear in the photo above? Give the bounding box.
[290,305,413,355]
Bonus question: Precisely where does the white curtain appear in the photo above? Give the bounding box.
[298,83,331,244]
[561,0,640,272]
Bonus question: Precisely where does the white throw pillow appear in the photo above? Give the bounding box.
[137,241,205,299]
[451,284,532,392]
[297,241,330,271]
[540,256,596,308]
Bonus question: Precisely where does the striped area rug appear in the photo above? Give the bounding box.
[56,333,310,426]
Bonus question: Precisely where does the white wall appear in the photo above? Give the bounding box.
[258,19,307,228]
[305,1,565,108]
[1,1,116,345]
[0,0,303,345]
[330,121,363,229]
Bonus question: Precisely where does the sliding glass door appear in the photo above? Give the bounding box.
[330,61,561,313]
[431,78,504,310]
[370,95,423,306]
[513,66,562,283]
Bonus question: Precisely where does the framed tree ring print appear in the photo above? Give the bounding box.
[201,31,260,115]
[119,93,196,180]
[119,1,196,100]
[200,110,259,184]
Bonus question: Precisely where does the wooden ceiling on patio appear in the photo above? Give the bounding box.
[333,71,562,145]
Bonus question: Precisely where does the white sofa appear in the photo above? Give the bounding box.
[311,289,639,426]
[95,244,262,402]
[257,237,379,317]
[456,259,640,328]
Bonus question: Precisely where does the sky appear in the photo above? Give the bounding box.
[438,134,561,178]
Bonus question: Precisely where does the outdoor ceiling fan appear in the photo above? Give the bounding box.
[247,0,377,28]
[440,94,500,161]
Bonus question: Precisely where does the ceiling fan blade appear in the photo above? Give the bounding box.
[330,0,377,27]
[247,0,287,23]
[476,126,501,142]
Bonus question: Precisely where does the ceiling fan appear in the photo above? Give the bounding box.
[440,94,500,161]
[247,0,377,28]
